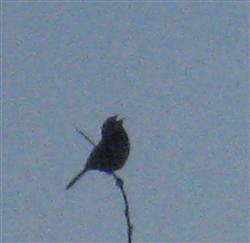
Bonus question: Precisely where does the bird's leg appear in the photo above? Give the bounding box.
[75,128,96,147]
[111,172,124,187]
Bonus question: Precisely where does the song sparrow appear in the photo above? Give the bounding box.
[66,115,130,190]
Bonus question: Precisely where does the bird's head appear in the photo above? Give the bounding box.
[101,115,125,138]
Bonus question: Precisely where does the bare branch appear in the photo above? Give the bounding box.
[111,172,133,243]
[75,128,96,147]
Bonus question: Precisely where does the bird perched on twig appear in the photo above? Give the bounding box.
[66,115,130,190]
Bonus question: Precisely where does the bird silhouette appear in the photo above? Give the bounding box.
[66,115,130,190]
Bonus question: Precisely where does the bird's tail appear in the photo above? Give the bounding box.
[66,168,88,190]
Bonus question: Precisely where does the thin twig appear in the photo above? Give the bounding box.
[75,128,96,147]
[111,172,133,243]
[76,128,133,243]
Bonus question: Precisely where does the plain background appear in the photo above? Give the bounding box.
[2,1,249,242]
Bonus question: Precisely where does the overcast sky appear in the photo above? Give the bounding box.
[3,1,249,242]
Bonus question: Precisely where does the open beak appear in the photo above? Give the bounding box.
[118,117,125,124]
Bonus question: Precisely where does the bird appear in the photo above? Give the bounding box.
[66,115,130,190]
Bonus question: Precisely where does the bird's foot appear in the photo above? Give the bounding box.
[116,177,124,187]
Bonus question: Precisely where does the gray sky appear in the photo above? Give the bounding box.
[3,1,249,242]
